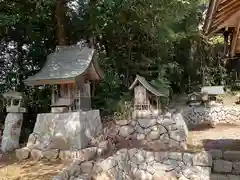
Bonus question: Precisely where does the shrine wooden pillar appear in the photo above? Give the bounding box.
[51,85,55,105]
[223,30,230,57]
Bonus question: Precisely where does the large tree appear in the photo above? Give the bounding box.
[0,0,223,115]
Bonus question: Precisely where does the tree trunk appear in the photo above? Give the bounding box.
[55,0,69,45]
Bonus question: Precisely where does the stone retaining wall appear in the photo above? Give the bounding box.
[16,146,99,162]
[52,149,240,180]
[53,149,212,180]
[209,149,240,180]
[182,105,240,127]
[106,112,188,151]
[16,111,188,161]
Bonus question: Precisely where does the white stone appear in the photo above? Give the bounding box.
[59,150,74,161]
[99,157,117,171]
[31,149,44,161]
[182,167,202,180]
[183,153,193,166]
[136,125,145,134]
[162,160,178,171]
[32,110,102,150]
[43,149,59,160]
[159,134,170,143]
[138,118,156,128]
[131,151,145,164]
[148,140,167,151]
[92,171,112,180]
[134,169,152,180]
[77,147,97,161]
[68,162,81,177]
[115,120,131,126]
[153,171,177,180]
[80,161,94,173]
[192,151,212,167]
[169,131,182,142]
[158,125,167,134]
[119,126,134,137]
[1,113,23,152]
[97,140,111,156]
[16,147,30,160]
[136,133,145,140]
[145,151,155,163]
[75,174,89,180]
[154,152,169,162]
[178,176,188,180]
[169,152,182,161]
[147,130,161,140]
[151,125,158,131]
[128,148,138,158]
[169,139,180,149]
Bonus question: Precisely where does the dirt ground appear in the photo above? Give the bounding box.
[188,123,240,151]
[1,123,240,179]
[0,152,69,180]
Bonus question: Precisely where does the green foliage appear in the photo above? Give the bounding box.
[0,0,227,120]
[113,100,133,121]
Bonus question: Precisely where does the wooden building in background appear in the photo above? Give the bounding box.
[203,0,240,57]
[203,0,240,84]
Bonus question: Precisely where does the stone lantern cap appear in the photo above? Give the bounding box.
[3,91,23,99]
[3,91,26,113]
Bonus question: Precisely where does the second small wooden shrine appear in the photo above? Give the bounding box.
[129,75,166,118]
[24,44,104,113]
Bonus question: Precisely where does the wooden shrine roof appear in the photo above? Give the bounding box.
[203,0,240,35]
[129,75,166,97]
[24,45,104,86]
[201,86,225,95]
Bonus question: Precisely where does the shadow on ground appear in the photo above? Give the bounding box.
[187,123,240,152]
[203,139,240,151]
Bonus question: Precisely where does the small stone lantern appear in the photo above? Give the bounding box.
[1,91,26,152]
[3,91,27,113]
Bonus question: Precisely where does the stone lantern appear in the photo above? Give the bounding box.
[3,91,27,113]
[1,91,26,152]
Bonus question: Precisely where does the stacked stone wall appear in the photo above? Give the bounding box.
[53,149,212,180]
[107,112,188,151]
[182,105,240,127]
[209,149,240,180]
[53,149,240,180]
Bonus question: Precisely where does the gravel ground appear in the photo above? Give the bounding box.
[0,152,69,180]
[188,123,240,151]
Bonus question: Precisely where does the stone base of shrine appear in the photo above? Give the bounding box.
[22,110,102,153]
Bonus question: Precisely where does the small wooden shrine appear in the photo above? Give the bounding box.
[129,75,166,118]
[201,86,225,102]
[187,92,201,106]
[24,44,104,113]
